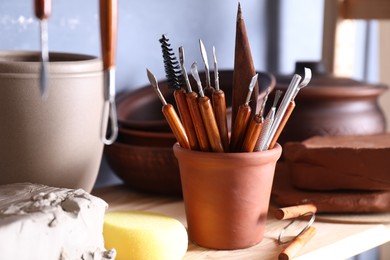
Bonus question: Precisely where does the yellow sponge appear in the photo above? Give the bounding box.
[103,211,188,260]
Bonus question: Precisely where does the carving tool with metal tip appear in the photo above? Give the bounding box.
[179,47,210,151]
[199,39,215,99]
[268,68,312,150]
[229,73,258,152]
[160,35,199,150]
[34,0,51,97]
[241,87,271,152]
[147,69,190,149]
[211,46,229,152]
[191,62,223,153]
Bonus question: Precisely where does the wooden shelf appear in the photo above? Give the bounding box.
[93,185,390,259]
[341,0,390,19]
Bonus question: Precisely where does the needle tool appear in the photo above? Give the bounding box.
[34,0,51,98]
[199,39,215,99]
[147,68,190,149]
[179,47,210,151]
[229,73,258,152]
[241,86,271,152]
[268,68,312,149]
[211,46,229,152]
[191,62,224,153]
[160,35,199,150]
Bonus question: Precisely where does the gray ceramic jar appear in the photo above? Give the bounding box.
[0,51,107,192]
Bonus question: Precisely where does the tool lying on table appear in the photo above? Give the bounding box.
[147,68,190,149]
[100,0,119,145]
[34,0,51,98]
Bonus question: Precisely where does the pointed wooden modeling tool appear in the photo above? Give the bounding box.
[232,2,259,127]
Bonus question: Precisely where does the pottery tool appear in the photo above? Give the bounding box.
[229,74,258,152]
[34,0,51,97]
[231,2,259,127]
[241,87,270,152]
[191,62,224,153]
[199,39,215,99]
[274,204,318,221]
[160,35,199,150]
[100,0,119,145]
[147,68,190,149]
[211,46,229,152]
[268,68,312,150]
[255,90,282,152]
[278,226,316,260]
[179,47,210,151]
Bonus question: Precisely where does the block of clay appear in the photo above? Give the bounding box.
[0,183,116,260]
[284,134,390,191]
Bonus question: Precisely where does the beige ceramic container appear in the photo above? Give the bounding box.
[173,143,282,250]
[0,51,107,192]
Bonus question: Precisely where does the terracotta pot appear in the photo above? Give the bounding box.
[117,70,275,132]
[274,61,388,146]
[173,143,282,250]
[0,51,107,192]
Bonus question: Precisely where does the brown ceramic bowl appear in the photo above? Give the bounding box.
[118,127,176,147]
[117,70,275,132]
[104,138,182,196]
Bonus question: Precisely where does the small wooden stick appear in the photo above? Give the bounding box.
[278,226,316,260]
[274,204,317,220]
[241,114,263,152]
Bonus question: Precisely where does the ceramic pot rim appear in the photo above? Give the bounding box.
[173,142,282,162]
[0,51,102,76]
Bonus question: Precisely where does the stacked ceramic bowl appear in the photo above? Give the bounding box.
[104,70,275,196]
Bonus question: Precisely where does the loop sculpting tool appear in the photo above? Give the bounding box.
[147,69,190,149]
[191,62,223,153]
[34,0,51,98]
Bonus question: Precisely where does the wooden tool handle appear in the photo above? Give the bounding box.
[100,0,117,70]
[186,92,211,152]
[198,96,224,153]
[274,204,317,220]
[278,226,316,260]
[269,101,295,150]
[174,89,199,150]
[212,90,229,152]
[241,114,263,152]
[162,104,190,149]
[229,104,251,152]
[204,86,215,101]
[34,0,51,20]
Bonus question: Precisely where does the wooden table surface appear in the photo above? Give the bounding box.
[93,185,390,260]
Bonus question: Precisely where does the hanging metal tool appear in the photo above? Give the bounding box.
[34,0,51,98]
[100,0,119,145]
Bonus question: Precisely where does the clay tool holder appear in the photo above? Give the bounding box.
[211,46,229,152]
[160,35,199,150]
[255,90,282,152]
[179,47,211,152]
[34,0,51,97]
[191,62,224,153]
[229,73,258,152]
[231,2,259,127]
[147,69,190,149]
[241,87,271,152]
[100,0,119,145]
[199,39,215,100]
[268,68,312,149]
